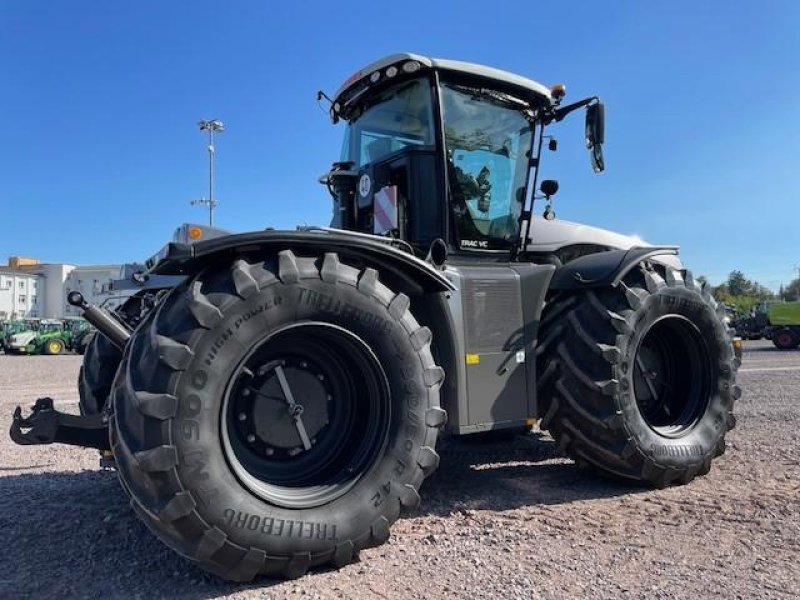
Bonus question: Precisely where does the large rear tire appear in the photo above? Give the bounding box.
[110,251,446,581]
[536,266,740,487]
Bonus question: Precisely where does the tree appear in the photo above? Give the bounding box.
[708,270,776,315]
[727,270,751,297]
[713,283,729,302]
[785,278,800,301]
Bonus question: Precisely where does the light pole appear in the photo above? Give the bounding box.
[192,119,224,226]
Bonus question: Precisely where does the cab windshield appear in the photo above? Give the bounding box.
[341,78,435,167]
[441,82,534,250]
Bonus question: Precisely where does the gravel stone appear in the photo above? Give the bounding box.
[0,342,798,598]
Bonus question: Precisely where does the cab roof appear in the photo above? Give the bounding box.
[333,53,554,110]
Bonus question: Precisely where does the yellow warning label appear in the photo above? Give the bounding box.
[466,353,480,365]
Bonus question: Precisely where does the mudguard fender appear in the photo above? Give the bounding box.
[549,246,679,290]
[144,229,454,295]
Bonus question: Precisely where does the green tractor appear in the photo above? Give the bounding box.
[6,319,68,355]
[765,301,800,349]
[71,324,96,355]
[734,300,800,349]
[1,320,35,353]
[5,318,89,355]
[11,54,740,581]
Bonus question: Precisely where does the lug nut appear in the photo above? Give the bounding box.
[265,447,274,456]
[238,412,247,421]
[246,434,256,443]
[242,388,251,397]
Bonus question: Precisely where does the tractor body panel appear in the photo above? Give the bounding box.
[441,262,555,434]
[525,216,685,271]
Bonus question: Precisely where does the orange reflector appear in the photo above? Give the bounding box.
[466,353,480,365]
[550,83,566,99]
[188,227,203,240]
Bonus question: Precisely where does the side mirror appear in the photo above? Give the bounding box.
[585,102,605,173]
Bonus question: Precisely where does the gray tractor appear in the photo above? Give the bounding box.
[11,53,739,582]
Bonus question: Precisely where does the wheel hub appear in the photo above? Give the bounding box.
[632,315,713,436]
[232,358,332,455]
[220,322,391,508]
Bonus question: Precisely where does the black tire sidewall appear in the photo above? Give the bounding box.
[165,277,430,554]
[773,328,798,350]
[79,332,122,415]
[618,286,731,468]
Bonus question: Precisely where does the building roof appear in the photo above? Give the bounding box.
[0,269,42,277]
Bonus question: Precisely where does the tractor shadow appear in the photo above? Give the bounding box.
[0,435,642,598]
[417,430,645,516]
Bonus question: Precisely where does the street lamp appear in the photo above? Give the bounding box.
[192,119,225,226]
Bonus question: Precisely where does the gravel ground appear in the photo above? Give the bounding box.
[0,341,798,599]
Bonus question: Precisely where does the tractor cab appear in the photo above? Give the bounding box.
[324,53,604,259]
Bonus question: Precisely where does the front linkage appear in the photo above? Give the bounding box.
[10,397,110,451]
[8,291,131,455]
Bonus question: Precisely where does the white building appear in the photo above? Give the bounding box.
[1,258,123,320]
[0,270,44,320]
[37,263,76,319]
[64,265,124,316]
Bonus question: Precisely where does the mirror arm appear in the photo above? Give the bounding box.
[551,96,598,123]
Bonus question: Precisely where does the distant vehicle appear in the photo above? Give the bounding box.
[765,301,800,349]
[5,318,89,355]
[735,301,800,349]
[0,320,37,353]
[71,325,96,355]
[733,304,770,340]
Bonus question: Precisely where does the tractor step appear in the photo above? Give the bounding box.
[10,397,111,451]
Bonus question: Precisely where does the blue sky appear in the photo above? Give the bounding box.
[1,2,798,289]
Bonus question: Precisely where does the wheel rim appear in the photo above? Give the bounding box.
[632,315,714,436]
[49,341,59,353]
[776,331,793,347]
[221,322,391,508]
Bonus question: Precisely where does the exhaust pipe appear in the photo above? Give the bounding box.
[67,291,132,350]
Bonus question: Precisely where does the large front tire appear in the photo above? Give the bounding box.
[110,251,446,581]
[536,266,740,487]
